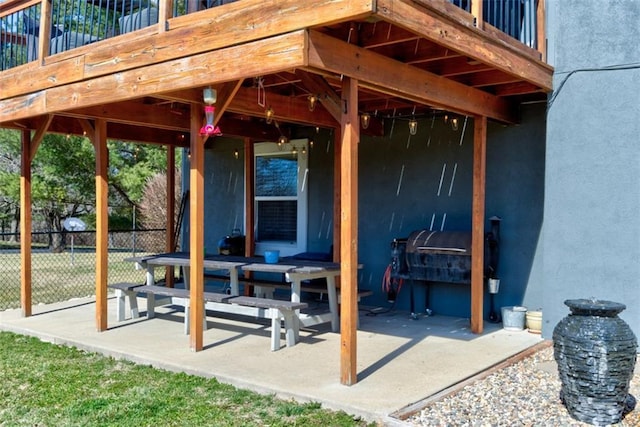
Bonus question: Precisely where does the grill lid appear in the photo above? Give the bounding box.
[405,230,471,255]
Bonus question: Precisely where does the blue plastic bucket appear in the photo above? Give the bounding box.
[264,250,280,264]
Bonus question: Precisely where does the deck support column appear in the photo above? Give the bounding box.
[471,115,487,334]
[339,76,359,385]
[20,130,32,317]
[243,137,255,293]
[94,119,108,331]
[166,146,176,288]
[189,103,205,351]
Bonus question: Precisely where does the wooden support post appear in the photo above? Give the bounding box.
[243,137,254,253]
[471,115,487,334]
[339,76,359,386]
[20,130,32,317]
[37,0,52,63]
[333,128,341,263]
[94,119,108,332]
[471,0,483,29]
[243,137,255,293]
[537,0,546,61]
[166,145,176,288]
[158,0,172,33]
[189,103,205,350]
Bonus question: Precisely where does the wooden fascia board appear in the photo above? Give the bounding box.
[0,0,374,100]
[307,30,517,124]
[0,31,308,124]
[376,0,553,92]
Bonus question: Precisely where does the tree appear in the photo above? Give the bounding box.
[0,128,178,250]
[138,170,183,231]
[0,129,21,241]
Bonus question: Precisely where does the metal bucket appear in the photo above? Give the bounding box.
[501,306,527,331]
[488,278,500,294]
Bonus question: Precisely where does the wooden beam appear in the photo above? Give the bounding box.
[63,102,191,132]
[294,70,342,123]
[213,80,244,126]
[52,113,276,144]
[94,119,109,332]
[0,1,374,101]
[471,115,487,334]
[20,129,32,317]
[166,145,176,288]
[29,115,53,163]
[306,30,517,124]
[380,0,552,91]
[189,103,205,351]
[227,87,339,129]
[0,31,308,123]
[339,77,359,386]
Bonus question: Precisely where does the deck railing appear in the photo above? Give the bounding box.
[0,0,541,72]
[450,0,541,49]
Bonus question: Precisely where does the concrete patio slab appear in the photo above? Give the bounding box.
[0,296,544,424]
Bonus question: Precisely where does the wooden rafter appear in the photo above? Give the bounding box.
[306,30,517,124]
[377,0,552,91]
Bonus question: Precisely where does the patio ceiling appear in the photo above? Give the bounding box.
[0,0,552,144]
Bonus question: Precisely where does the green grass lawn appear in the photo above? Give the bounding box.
[0,331,373,426]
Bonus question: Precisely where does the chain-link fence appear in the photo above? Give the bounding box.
[0,229,169,311]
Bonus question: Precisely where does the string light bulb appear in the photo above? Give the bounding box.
[278,135,287,147]
[307,94,318,112]
[234,148,239,159]
[408,118,418,136]
[451,117,459,131]
[360,112,370,130]
[265,107,275,124]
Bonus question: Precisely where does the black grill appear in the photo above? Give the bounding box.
[390,217,501,316]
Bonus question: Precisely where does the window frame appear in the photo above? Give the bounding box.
[252,139,308,256]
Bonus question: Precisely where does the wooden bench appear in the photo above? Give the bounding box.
[126,285,307,350]
[107,282,145,321]
[228,296,308,351]
[135,284,234,334]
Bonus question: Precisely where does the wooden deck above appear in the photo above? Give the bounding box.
[0,0,553,143]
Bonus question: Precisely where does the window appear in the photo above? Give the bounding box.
[254,139,308,256]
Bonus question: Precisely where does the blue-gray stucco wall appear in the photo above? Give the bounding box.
[543,0,640,339]
[187,103,547,321]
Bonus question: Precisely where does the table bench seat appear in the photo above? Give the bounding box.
[229,296,308,350]
[117,284,306,350]
[107,282,145,321]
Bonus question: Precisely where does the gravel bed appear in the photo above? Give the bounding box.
[405,344,640,426]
